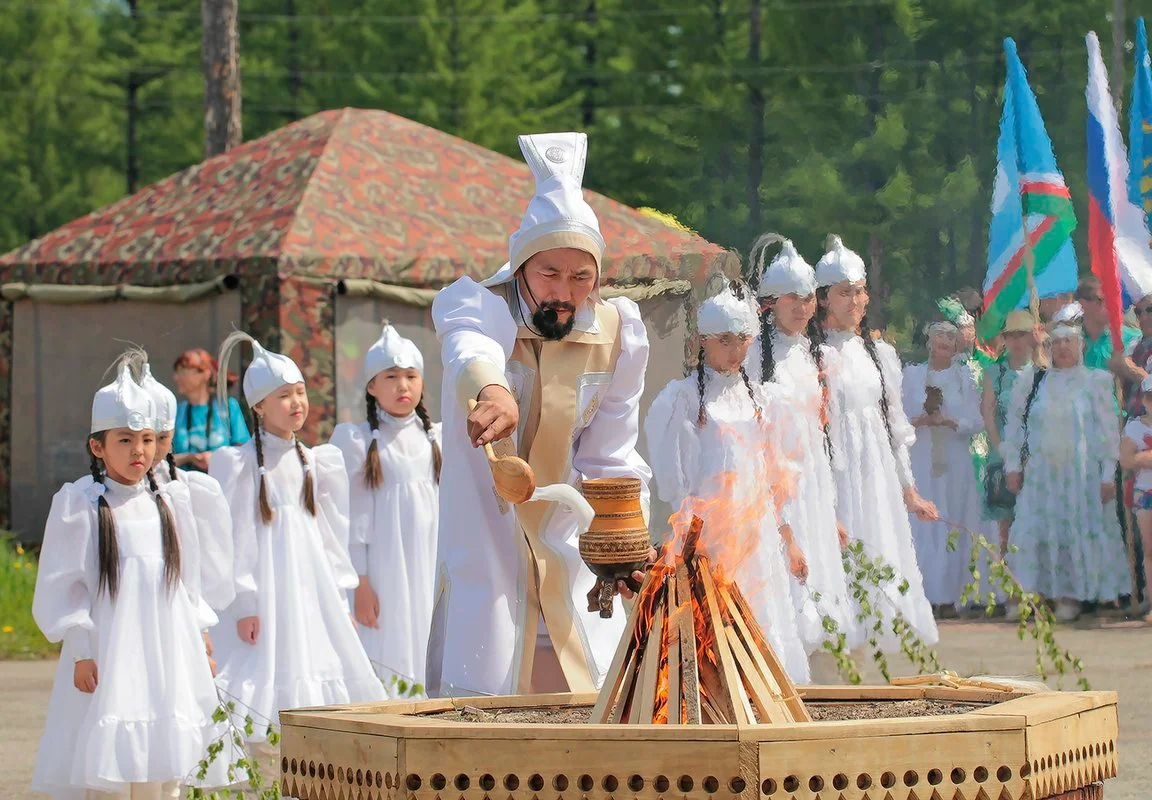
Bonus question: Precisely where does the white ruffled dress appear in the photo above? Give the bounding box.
[31,476,225,797]
[821,330,938,648]
[154,466,235,613]
[330,412,440,695]
[209,435,385,742]
[644,368,811,684]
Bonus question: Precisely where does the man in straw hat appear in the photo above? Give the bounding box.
[429,132,652,697]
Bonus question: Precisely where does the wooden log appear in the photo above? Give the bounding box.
[724,624,789,725]
[608,641,641,724]
[696,557,749,725]
[590,568,660,723]
[666,568,682,725]
[634,586,666,724]
[675,559,702,724]
[727,582,811,722]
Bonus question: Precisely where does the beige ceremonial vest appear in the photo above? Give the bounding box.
[491,286,624,693]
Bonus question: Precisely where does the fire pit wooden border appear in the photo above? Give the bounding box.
[279,686,1117,800]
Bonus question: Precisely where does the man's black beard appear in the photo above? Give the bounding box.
[533,302,577,340]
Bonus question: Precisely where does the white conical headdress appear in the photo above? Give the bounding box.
[751,234,816,298]
[216,331,305,410]
[362,323,424,391]
[482,132,605,293]
[91,361,156,434]
[697,282,760,337]
[1049,302,1085,340]
[814,235,867,288]
[138,362,178,433]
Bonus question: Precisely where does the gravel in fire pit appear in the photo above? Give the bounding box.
[426,698,990,725]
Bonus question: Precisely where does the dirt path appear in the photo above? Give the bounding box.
[1,621,1148,799]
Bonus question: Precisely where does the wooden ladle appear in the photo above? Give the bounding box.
[467,399,536,504]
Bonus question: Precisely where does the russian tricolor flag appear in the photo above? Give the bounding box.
[1085,31,1152,345]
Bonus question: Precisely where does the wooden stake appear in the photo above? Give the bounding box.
[634,588,666,724]
[724,624,786,725]
[727,584,811,722]
[591,570,658,723]
[608,643,641,725]
[666,569,682,726]
[697,558,749,725]
[675,561,702,724]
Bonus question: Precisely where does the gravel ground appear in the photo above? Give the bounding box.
[1,619,1148,799]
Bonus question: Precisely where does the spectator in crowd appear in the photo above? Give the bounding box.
[1076,276,1141,377]
[1118,292,1152,419]
[171,347,250,471]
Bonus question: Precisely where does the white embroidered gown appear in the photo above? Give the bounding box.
[1002,365,1130,601]
[821,330,938,648]
[209,435,385,742]
[645,368,811,683]
[154,466,236,613]
[330,412,441,695]
[901,361,994,606]
[32,477,225,797]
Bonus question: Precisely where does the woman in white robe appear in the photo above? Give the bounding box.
[746,235,857,666]
[902,322,992,613]
[1003,317,1130,621]
[646,280,811,683]
[814,236,940,650]
[209,333,384,758]
[331,325,440,695]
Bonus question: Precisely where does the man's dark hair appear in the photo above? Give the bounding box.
[1076,275,1102,300]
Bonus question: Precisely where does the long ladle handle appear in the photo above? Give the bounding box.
[466,398,501,464]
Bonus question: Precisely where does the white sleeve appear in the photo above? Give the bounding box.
[1089,371,1121,482]
[953,365,986,437]
[432,277,518,411]
[901,363,923,421]
[329,423,372,576]
[878,342,916,488]
[572,298,654,521]
[209,445,260,619]
[182,471,236,613]
[1001,365,1038,475]
[310,444,360,593]
[32,482,98,660]
[643,379,698,510]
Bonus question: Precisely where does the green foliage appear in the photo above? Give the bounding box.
[0,535,57,659]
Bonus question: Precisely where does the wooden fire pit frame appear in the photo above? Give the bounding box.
[279,685,1117,800]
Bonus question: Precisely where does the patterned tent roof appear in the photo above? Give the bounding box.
[0,108,728,289]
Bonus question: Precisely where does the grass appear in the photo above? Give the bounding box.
[0,533,57,659]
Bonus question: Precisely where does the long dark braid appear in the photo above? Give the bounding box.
[1020,368,1047,466]
[413,399,443,483]
[859,313,894,446]
[294,440,317,517]
[251,416,274,524]
[364,392,384,489]
[165,452,178,481]
[759,312,777,384]
[696,346,708,427]
[146,466,182,595]
[739,366,763,421]
[88,441,119,600]
[806,316,834,458]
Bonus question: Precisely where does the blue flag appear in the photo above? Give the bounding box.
[1130,18,1152,217]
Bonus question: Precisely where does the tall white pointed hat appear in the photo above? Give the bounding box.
[91,359,157,435]
[216,331,305,409]
[362,323,424,391]
[751,233,816,298]
[482,132,605,296]
[138,361,178,433]
[815,235,867,288]
[697,279,760,337]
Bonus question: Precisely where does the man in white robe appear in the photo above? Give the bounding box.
[428,132,652,698]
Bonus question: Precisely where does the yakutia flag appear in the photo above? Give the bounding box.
[1085,31,1152,345]
[979,38,1077,341]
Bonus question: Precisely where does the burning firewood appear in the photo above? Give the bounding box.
[590,516,810,725]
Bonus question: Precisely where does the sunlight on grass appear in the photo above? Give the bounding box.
[0,534,56,659]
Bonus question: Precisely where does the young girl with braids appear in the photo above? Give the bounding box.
[208,332,384,758]
[32,354,224,798]
[330,324,440,694]
[746,235,858,678]
[646,279,811,683]
[813,235,940,650]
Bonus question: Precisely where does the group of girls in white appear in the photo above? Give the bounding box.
[32,323,438,798]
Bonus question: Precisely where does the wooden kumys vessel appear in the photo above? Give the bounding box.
[579,477,650,618]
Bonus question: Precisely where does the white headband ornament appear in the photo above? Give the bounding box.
[217,331,305,409]
[814,235,867,288]
[751,233,816,298]
[91,360,156,435]
[924,321,960,339]
[697,282,759,337]
[362,323,424,391]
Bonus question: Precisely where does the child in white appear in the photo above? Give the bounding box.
[32,356,223,799]
[646,280,811,683]
[209,333,384,753]
[747,235,858,672]
[1118,374,1152,624]
[331,324,440,694]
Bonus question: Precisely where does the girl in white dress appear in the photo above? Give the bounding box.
[208,333,384,754]
[814,236,940,649]
[646,279,811,683]
[330,324,440,694]
[1003,314,1130,622]
[32,356,223,799]
[747,236,857,675]
[902,322,991,614]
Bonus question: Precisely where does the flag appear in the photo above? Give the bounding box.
[1128,18,1152,217]
[1086,30,1152,338]
[979,38,1078,340]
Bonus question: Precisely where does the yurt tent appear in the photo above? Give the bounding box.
[0,108,733,540]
